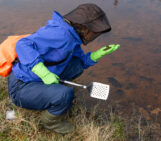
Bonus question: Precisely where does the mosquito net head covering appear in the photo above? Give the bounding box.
[64,3,111,33]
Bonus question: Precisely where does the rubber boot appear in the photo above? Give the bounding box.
[40,110,75,134]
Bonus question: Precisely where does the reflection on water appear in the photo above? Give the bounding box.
[122,37,142,42]
[113,0,119,6]
[0,0,161,127]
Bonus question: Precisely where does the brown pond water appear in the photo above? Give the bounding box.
[0,0,161,133]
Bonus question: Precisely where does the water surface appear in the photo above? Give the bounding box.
[0,0,161,124]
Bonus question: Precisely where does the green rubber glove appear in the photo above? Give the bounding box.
[32,62,59,85]
[90,44,120,62]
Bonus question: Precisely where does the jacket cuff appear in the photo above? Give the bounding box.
[85,52,97,68]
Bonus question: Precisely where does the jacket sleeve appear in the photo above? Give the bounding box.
[15,38,44,69]
[72,45,97,69]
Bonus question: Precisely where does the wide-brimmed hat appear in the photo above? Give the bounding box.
[64,3,111,32]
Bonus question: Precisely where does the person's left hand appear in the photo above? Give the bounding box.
[90,44,120,62]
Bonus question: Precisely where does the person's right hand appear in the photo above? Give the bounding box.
[42,72,59,84]
[32,62,59,85]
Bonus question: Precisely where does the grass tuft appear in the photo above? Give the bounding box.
[0,93,125,141]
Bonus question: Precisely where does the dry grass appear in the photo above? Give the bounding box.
[0,83,125,141]
[0,76,126,140]
[0,76,8,93]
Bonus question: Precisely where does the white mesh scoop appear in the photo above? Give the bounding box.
[59,79,110,100]
[89,82,110,100]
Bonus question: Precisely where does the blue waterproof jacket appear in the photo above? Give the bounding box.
[12,11,97,82]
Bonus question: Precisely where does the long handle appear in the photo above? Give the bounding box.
[59,79,87,89]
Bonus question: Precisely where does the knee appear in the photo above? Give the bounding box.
[48,87,74,115]
[62,87,74,105]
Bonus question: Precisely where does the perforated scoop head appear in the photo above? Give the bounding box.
[89,82,110,100]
